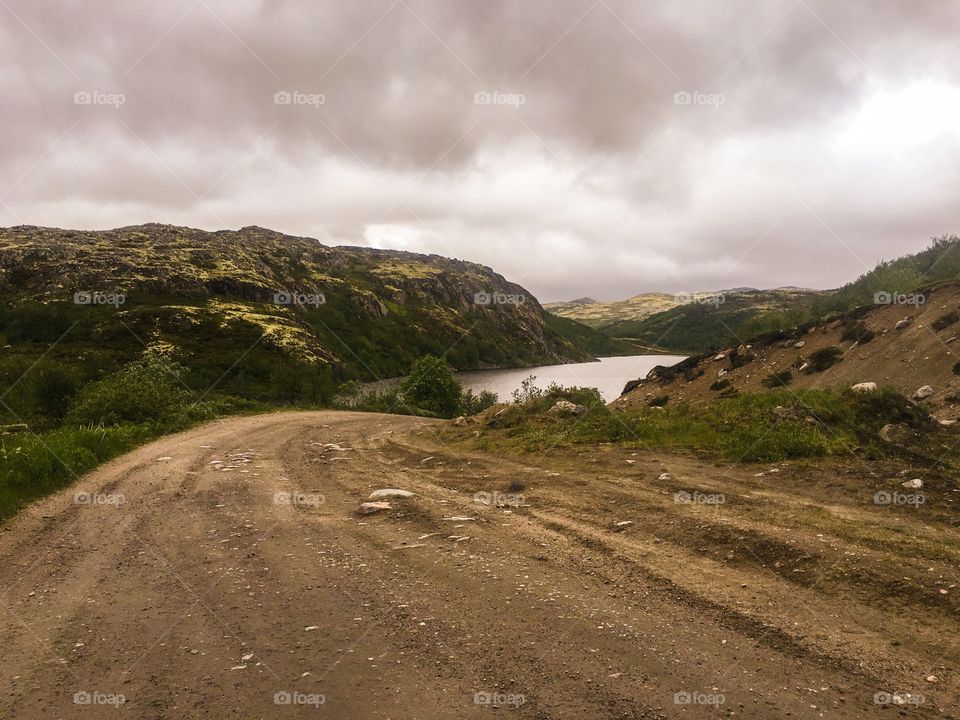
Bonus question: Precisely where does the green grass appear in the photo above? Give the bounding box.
[0,424,158,520]
[464,387,937,463]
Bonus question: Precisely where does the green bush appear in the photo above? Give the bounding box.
[398,355,464,417]
[66,357,213,427]
[460,389,498,415]
[806,346,843,372]
[761,370,793,388]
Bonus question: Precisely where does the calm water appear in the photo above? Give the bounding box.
[455,355,686,403]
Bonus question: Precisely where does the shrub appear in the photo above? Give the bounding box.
[762,370,793,388]
[806,346,843,372]
[66,357,213,427]
[398,355,463,418]
[710,379,731,391]
[841,321,875,345]
[511,376,543,404]
[933,312,959,332]
[460,389,498,415]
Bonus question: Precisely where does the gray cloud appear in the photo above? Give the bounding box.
[1,0,959,301]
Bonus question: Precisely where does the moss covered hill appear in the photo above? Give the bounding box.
[0,224,625,405]
[545,292,682,329]
[602,288,824,353]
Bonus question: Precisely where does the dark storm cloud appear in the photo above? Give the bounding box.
[1,0,959,300]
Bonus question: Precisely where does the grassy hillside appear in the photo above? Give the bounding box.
[602,289,821,353]
[583,235,960,353]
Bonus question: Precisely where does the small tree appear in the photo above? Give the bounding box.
[399,355,462,417]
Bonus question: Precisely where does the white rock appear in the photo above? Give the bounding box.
[657,472,672,481]
[794,341,805,348]
[851,382,878,393]
[714,353,726,361]
[368,489,414,500]
[902,478,924,489]
[895,318,911,330]
[912,385,935,401]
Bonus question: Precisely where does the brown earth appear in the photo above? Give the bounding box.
[0,411,957,718]
[615,283,960,418]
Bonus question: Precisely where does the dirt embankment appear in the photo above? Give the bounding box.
[616,283,960,419]
[0,411,956,718]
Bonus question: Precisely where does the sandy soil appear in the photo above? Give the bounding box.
[0,411,956,718]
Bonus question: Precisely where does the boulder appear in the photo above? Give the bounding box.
[368,489,414,500]
[549,400,588,416]
[902,478,924,490]
[452,416,467,426]
[895,318,912,330]
[359,501,392,514]
[851,382,878,393]
[912,385,935,401]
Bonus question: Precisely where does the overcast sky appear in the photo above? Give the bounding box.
[1,1,958,302]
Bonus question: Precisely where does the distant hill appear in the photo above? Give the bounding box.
[545,292,682,329]
[548,236,960,354]
[603,288,824,353]
[0,224,628,409]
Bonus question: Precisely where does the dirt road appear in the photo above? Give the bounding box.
[0,411,955,718]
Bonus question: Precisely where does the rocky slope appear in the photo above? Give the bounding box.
[0,224,626,383]
[545,292,681,328]
[615,280,960,419]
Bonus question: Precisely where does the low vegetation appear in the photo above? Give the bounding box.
[337,354,498,418]
[457,386,937,463]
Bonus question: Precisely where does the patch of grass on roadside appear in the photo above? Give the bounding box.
[0,424,156,520]
[461,387,938,463]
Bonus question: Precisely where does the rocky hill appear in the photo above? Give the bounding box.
[545,292,681,329]
[0,224,626,391]
[615,279,960,420]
